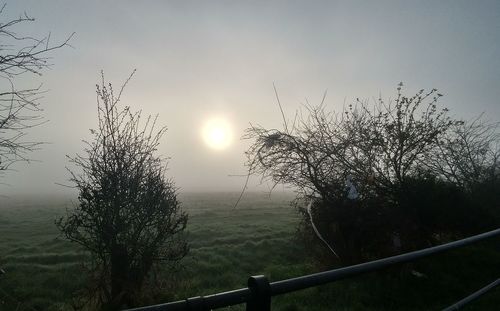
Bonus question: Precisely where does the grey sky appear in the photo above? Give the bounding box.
[2,0,500,195]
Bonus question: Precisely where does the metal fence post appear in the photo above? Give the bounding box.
[246,275,271,311]
[186,296,205,311]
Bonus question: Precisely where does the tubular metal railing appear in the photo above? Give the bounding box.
[126,228,500,311]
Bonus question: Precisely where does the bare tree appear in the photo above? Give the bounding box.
[245,84,456,202]
[423,116,499,190]
[244,84,472,263]
[56,72,188,309]
[0,4,73,174]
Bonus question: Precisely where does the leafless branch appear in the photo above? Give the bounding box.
[0,4,73,174]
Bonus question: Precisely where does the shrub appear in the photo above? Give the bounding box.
[246,84,499,265]
[57,73,188,309]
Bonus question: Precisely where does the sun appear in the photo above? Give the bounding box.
[201,118,233,150]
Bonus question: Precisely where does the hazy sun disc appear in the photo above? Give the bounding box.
[202,118,233,150]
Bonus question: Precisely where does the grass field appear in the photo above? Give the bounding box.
[0,192,499,310]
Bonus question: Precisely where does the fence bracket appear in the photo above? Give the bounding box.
[246,275,271,311]
[186,296,205,311]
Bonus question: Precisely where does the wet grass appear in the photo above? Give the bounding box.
[0,192,499,310]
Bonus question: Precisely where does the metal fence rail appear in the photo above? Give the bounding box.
[126,228,500,311]
[442,278,500,311]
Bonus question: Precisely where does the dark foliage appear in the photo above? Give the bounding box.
[246,84,499,265]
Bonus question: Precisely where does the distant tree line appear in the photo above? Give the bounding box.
[245,83,499,265]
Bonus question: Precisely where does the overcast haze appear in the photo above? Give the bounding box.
[2,0,500,196]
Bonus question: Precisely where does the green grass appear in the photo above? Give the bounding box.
[0,192,499,310]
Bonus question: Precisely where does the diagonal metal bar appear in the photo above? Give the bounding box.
[270,228,500,295]
[442,278,500,311]
[126,288,251,311]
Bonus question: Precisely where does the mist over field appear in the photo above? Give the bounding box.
[1,0,499,196]
[1,1,499,310]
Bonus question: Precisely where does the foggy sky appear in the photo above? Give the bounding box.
[2,0,500,195]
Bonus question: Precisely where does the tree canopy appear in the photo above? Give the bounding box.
[245,84,499,264]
